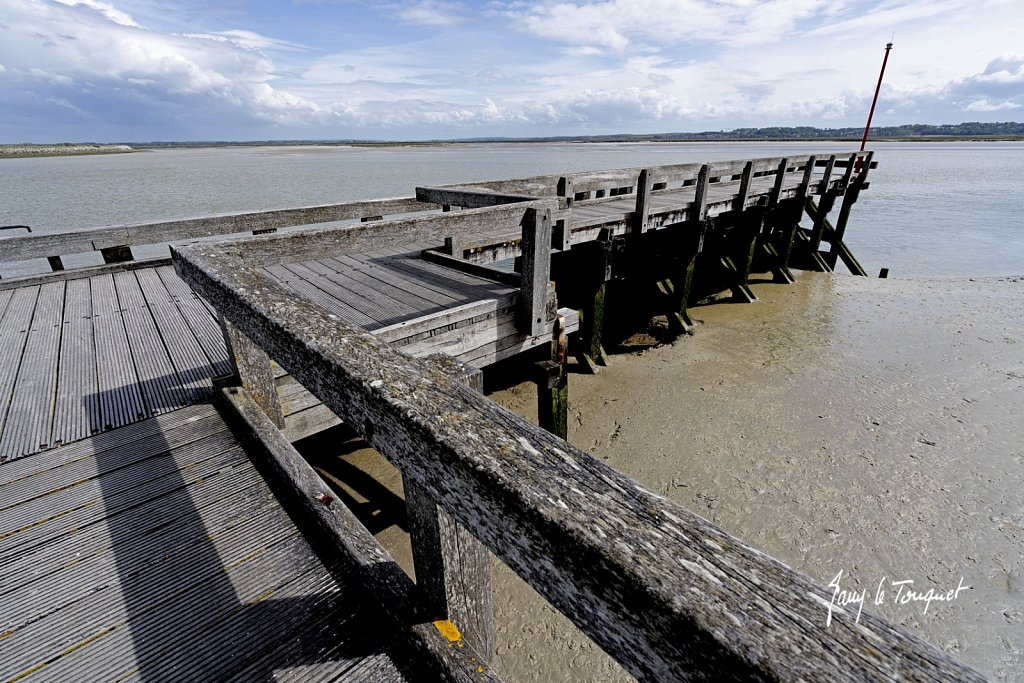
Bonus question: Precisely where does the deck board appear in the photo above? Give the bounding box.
[91,273,146,432]
[113,270,187,416]
[135,268,215,405]
[0,282,64,459]
[0,405,408,682]
[52,278,101,447]
[0,287,40,443]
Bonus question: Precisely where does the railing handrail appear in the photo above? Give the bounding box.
[171,193,981,682]
[0,196,437,265]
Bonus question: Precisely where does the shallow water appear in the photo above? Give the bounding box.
[3,141,1022,278]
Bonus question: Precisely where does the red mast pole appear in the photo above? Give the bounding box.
[860,42,894,152]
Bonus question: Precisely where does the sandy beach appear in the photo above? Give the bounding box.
[308,272,1023,682]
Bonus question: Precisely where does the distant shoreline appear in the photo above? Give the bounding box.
[0,144,135,159]
[3,135,1023,159]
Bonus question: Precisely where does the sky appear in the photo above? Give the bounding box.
[1,0,1022,142]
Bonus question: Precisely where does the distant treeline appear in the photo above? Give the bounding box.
[456,122,1024,143]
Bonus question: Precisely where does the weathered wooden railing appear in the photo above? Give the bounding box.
[0,196,439,283]
[172,199,983,682]
[416,152,875,271]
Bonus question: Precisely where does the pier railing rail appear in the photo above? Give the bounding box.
[0,196,439,283]
[173,198,982,683]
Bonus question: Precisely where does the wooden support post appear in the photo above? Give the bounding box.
[100,245,134,264]
[633,169,653,234]
[578,235,612,373]
[535,360,568,439]
[519,207,552,337]
[663,165,711,335]
[218,314,285,428]
[46,256,65,272]
[815,155,837,195]
[557,176,574,209]
[824,151,873,275]
[726,162,758,302]
[537,315,569,438]
[405,359,494,664]
[772,199,804,282]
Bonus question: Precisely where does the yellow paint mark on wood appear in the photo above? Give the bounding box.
[433,620,462,642]
[223,547,267,571]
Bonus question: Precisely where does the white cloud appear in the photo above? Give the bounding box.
[53,0,141,28]
[393,0,466,27]
[501,0,830,53]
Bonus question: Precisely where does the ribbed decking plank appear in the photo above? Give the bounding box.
[112,270,187,416]
[329,254,462,307]
[90,274,146,431]
[293,260,427,327]
[155,265,231,377]
[0,405,408,683]
[263,264,378,329]
[135,268,215,405]
[0,287,40,443]
[0,282,64,460]
[51,278,101,448]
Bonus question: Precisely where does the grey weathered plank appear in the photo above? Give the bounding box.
[288,261,423,327]
[405,358,493,662]
[220,315,285,428]
[328,254,462,307]
[0,287,41,452]
[216,385,499,682]
[135,268,215,404]
[263,264,378,329]
[0,469,267,631]
[0,282,64,460]
[113,270,187,415]
[214,199,557,268]
[0,411,227,509]
[155,265,231,377]
[0,402,214,486]
[51,278,101,447]
[0,435,242,562]
[176,240,981,682]
[368,248,516,301]
[518,208,552,336]
[90,273,146,430]
[0,197,438,263]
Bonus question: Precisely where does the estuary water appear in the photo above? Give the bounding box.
[2,140,1022,278]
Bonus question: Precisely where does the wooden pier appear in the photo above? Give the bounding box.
[0,151,989,681]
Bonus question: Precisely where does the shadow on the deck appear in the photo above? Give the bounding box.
[88,375,420,682]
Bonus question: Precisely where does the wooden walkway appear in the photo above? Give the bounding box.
[0,248,545,462]
[0,403,412,682]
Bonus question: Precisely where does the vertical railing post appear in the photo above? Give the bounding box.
[405,356,494,663]
[218,314,285,428]
[633,169,653,234]
[518,206,552,337]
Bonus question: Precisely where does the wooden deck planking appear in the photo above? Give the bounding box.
[135,268,216,405]
[281,261,420,328]
[297,259,436,327]
[51,278,101,448]
[0,405,408,682]
[364,247,517,302]
[0,282,64,460]
[154,265,232,378]
[90,273,146,431]
[263,264,379,329]
[113,270,189,417]
[0,287,41,458]
[328,253,463,308]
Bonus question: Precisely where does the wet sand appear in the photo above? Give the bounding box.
[311,272,1023,681]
